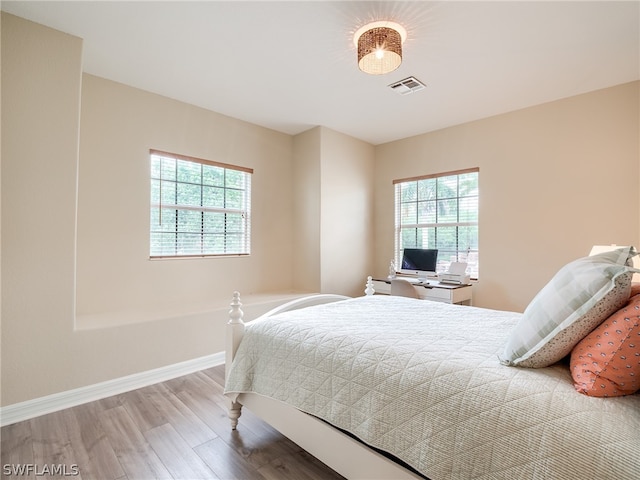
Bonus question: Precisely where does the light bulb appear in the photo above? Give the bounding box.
[375,48,385,59]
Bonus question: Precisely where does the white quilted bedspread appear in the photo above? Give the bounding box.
[225,296,640,480]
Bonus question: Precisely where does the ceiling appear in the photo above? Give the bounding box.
[2,1,639,145]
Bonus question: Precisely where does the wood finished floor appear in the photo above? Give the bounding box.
[1,365,345,480]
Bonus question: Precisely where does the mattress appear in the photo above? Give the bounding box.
[225,295,640,480]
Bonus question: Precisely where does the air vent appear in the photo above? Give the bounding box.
[388,76,426,95]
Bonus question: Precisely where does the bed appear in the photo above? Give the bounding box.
[224,272,640,479]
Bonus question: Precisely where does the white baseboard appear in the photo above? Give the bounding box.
[0,352,225,427]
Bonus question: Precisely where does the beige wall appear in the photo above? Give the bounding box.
[319,128,374,297]
[2,14,83,406]
[375,81,640,311]
[292,128,322,293]
[292,127,375,297]
[76,74,296,322]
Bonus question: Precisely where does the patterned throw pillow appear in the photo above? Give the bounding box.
[570,294,640,397]
[500,247,637,368]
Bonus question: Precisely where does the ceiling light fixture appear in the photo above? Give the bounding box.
[354,21,407,75]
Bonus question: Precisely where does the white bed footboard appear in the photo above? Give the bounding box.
[225,290,353,429]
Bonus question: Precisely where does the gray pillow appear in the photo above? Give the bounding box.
[500,247,637,368]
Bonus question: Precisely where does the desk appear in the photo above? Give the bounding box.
[372,278,473,305]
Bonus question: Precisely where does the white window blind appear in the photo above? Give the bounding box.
[394,168,479,278]
[149,150,252,258]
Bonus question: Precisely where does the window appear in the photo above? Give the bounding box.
[149,150,252,258]
[394,168,479,278]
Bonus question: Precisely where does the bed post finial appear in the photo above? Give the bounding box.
[365,276,375,296]
[229,291,244,325]
[226,291,245,430]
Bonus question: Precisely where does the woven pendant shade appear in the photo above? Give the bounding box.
[354,21,406,75]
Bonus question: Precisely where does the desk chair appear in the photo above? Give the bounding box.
[390,278,420,299]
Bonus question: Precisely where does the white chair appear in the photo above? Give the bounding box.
[390,278,420,299]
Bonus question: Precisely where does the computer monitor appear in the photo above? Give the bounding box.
[400,248,438,280]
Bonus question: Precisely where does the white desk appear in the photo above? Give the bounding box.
[372,278,473,305]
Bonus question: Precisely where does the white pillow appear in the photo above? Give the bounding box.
[500,247,637,368]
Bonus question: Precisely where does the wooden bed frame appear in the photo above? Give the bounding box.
[224,278,424,480]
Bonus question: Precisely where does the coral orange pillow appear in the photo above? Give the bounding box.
[570,293,640,397]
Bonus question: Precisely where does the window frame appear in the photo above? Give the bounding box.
[393,167,479,278]
[149,149,253,259]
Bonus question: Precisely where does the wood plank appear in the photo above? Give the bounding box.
[194,437,267,480]
[144,423,219,479]
[146,382,217,448]
[29,410,83,479]
[257,449,347,480]
[294,449,349,480]
[169,364,314,472]
[1,421,36,480]
[120,381,217,448]
[201,364,226,386]
[98,405,171,480]
[93,393,125,412]
[166,370,227,404]
[172,369,289,442]
[173,387,233,435]
[62,402,125,480]
[174,387,297,471]
[120,386,167,432]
